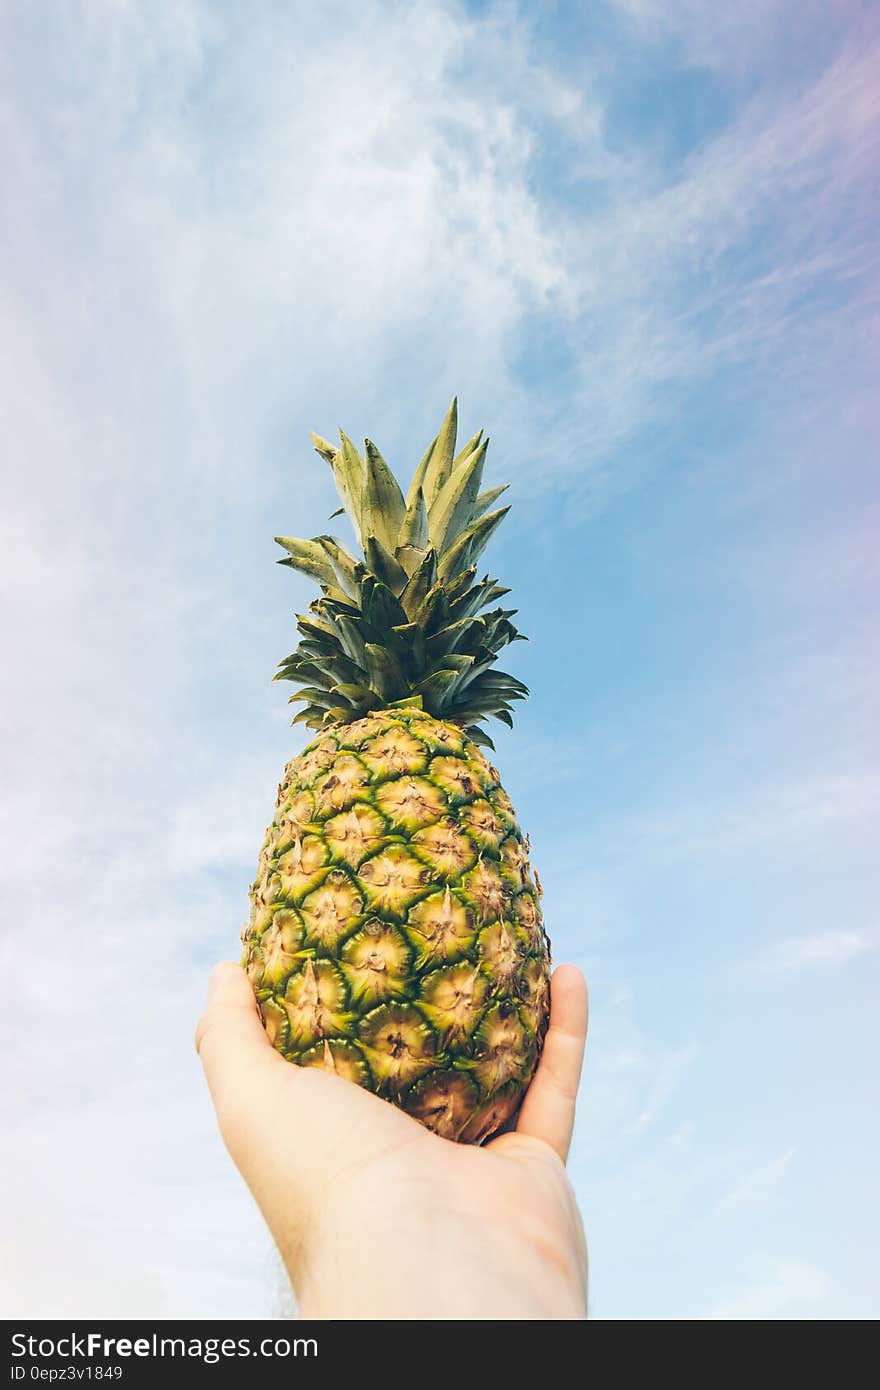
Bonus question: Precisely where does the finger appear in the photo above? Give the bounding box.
[195,962,418,1184]
[196,962,287,1129]
[515,964,588,1163]
[195,960,274,1060]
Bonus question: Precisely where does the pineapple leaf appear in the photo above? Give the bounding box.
[322,585,353,605]
[336,431,367,542]
[389,622,428,676]
[279,660,325,685]
[472,484,509,519]
[412,583,450,636]
[448,580,510,623]
[297,614,336,641]
[325,706,355,724]
[428,438,489,553]
[438,506,510,579]
[399,548,438,620]
[333,612,367,665]
[464,724,495,750]
[277,403,529,732]
[362,439,406,552]
[330,683,381,709]
[291,705,328,727]
[398,486,428,550]
[394,542,429,578]
[363,535,408,596]
[439,653,475,673]
[360,576,408,637]
[312,431,362,543]
[275,536,338,588]
[316,536,360,598]
[443,565,478,603]
[412,667,466,710]
[310,432,337,463]
[315,653,365,685]
[364,643,408,702]
[406,435,436,510]
[290,686,340,709]
[421,397,458,505]
[426,616,485,660]
[453,429,483,466]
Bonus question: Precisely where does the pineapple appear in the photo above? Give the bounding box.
[242,400,550,1143]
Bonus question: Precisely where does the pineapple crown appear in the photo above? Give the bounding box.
[274,399,528,751]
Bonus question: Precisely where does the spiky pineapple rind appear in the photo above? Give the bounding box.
[244,707,550,1142]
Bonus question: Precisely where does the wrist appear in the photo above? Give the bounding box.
[288,1202,585,1321]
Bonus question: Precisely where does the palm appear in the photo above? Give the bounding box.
[198,962,588,1319]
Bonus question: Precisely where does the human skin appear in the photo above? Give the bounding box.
[196,960,589,1320]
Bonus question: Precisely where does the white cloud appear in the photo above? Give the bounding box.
[718,1148,795,1212]
[1,0,877,1319]
[626,1043,700,1136]
[571,980,701,1146]
[717,506,880,617]
[0,0,590,1320]
[756,929,879,974]
[607,771,880,862]
[556,34,880,466]
[706,1256,831,1320]
[612,0,866,76]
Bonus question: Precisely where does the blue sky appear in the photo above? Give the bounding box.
[1,0,877,1319]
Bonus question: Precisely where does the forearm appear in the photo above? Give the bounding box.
[295,1230,586,1320]
[289,1167,588,1320]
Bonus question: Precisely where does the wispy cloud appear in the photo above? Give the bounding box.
[718,1148,795,1212]
[1,0,878,1320]
[557,32,880,464]
[612,0,872,78]
[0,0,589,1319]
[626,1043,700,1135]
[577,983,701,1144]
[755,929,879,974]
[589,771,880,866]
[705,1256,831,1319]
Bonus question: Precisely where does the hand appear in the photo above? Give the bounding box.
[196,960,589,1320]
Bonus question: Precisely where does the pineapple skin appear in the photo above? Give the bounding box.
[242,706,550,1144]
